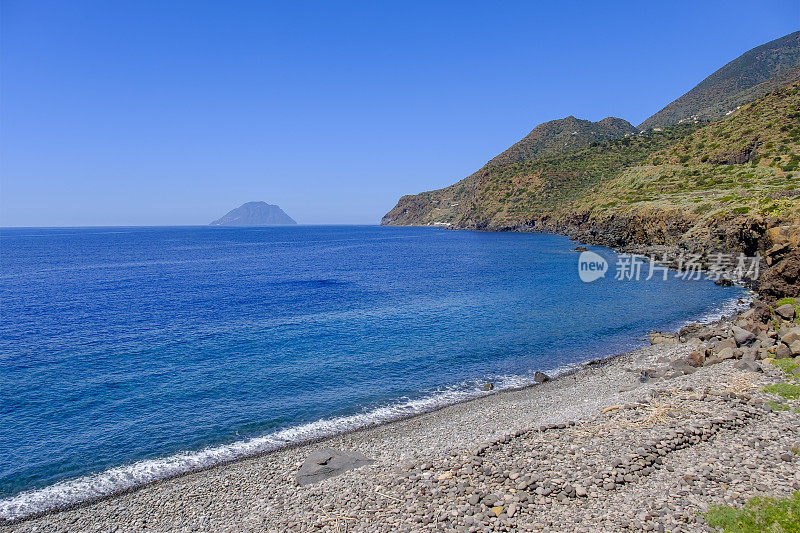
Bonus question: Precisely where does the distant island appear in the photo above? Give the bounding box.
[210,201,297,226]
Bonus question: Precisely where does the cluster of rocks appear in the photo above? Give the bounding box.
[647,298,800,376]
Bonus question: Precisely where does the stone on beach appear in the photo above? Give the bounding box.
[714,337,738,352]
[730,325,755,345]
[781,327,800,345]
[296,448,374,486]
[775,343,793,359]
[649,332,679,345]
[715,347,736,361]
[686,347,707,367]
[774,303,796,319]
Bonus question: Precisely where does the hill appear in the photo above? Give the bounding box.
[381,116,637,226]
[210,202,297,226]
[382,82,800,295]
[486,116,636,167]
[384,82,799,227]
[639,31,800,130]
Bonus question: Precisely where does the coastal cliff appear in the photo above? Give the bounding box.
[382,33,800,299]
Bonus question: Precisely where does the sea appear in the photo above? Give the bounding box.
[0,225,747,520]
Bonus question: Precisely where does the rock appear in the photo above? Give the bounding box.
[716,347,736,361]
[731,326,755,346]
[296,448,374,486]
[686,348,707,367]
[734,360,762,372]
[791,340,800,356]
[679,323,705,341]
[650,332,679,345]
[741,347,759,361]
[715,337,738,351]
[776,343,793,359]
[573,246,588,252]
[775,303,797,320]
[749,300,773,325]
[483,382,494,391]
[759,250,800,300]
[782,328,800,346]
[669,359,697,375]
[534,371,550,384]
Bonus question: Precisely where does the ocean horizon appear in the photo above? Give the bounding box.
[0,225,746,520]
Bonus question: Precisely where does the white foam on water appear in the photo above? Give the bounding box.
[0,292,744,523]
[686,292,753,326]
[0,368,569,523]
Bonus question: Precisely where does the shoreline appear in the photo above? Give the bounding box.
[0,339,641,525]
[0,278,754,526]
[0,287,748,526]
[3,341,669,529]
[8,290,799,531]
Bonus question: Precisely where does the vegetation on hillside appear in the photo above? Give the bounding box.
[383,81,800,228]
[486,116,636,167]
[585,81,800,221]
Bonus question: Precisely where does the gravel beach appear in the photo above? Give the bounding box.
[6,307,800,532]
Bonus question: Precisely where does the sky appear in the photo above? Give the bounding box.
[1,1,798,226]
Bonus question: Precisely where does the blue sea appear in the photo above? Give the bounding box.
[0,226,746,520]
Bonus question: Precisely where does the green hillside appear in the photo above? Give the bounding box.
[383,81,800,229]
[485,116,636,167]
[587,81,800,221]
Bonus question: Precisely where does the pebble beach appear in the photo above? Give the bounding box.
[6,302,800,532]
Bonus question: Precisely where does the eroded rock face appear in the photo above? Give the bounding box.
[759,249,800,299]
[296,448,374,486]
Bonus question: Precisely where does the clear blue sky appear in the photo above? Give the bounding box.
[1,1,798,226]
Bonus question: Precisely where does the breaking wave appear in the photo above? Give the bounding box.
[0,367,574,523]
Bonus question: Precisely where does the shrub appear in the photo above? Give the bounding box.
[764,382,800,399]
[705,492,800,533]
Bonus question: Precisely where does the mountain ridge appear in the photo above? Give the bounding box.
[639,31,800,129]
